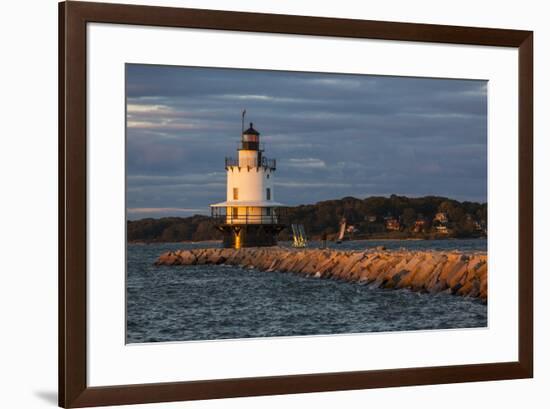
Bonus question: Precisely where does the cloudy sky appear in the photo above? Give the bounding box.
[126,64,487,220]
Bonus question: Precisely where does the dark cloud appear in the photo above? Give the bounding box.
[126,64,487,219]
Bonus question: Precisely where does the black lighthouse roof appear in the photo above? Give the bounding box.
[243,123,260,135]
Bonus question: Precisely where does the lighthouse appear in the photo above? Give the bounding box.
[210,117,286,248]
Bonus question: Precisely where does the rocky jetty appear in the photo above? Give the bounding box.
[155,247,487,300]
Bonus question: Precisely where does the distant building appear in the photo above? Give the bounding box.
[385,218,400,231]
[432,212,450,234]
[346,225,358,234]
[433,212,448,223]
[413,219,427,233]
[435,225,449,234]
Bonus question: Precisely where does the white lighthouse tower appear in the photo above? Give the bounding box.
[210,117,286,248]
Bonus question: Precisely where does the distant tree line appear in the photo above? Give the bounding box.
[281,195,487,240]
[127,195,487,243]
[127,215,222,243]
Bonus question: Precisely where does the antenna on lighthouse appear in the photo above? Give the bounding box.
[241,109,246,133]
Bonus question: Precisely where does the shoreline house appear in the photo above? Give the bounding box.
[385,217,401,232]
[366,215,378,223]
[413,218,427,233]
[210,119,286,248]
[432,212,449,234]
[433,212,449,224]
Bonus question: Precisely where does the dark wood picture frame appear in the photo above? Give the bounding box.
[59,1,533,407]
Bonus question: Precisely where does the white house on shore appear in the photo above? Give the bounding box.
[210,120,286,248]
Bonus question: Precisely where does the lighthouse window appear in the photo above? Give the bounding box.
[266,188,271,200]
[233,187,239,200]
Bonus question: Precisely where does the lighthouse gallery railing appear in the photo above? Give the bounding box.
[211,207,287,225]
[225,157,276,170]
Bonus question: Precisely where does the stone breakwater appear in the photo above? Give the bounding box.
[155,247,487,300]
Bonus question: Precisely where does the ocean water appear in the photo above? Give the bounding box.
[127,239,487,343]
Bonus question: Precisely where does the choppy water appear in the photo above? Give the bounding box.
[127,239,487,343]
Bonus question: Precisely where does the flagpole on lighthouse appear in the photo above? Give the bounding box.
[241,109,246,133]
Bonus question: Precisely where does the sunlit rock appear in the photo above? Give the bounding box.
[155,247,487,300]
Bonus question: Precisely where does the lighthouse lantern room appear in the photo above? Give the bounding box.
[210,117,286,248]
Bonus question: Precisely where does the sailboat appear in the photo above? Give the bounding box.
[291,224,308,248]
[336,217,346,244]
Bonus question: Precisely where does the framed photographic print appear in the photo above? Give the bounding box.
[59,1,533,407]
